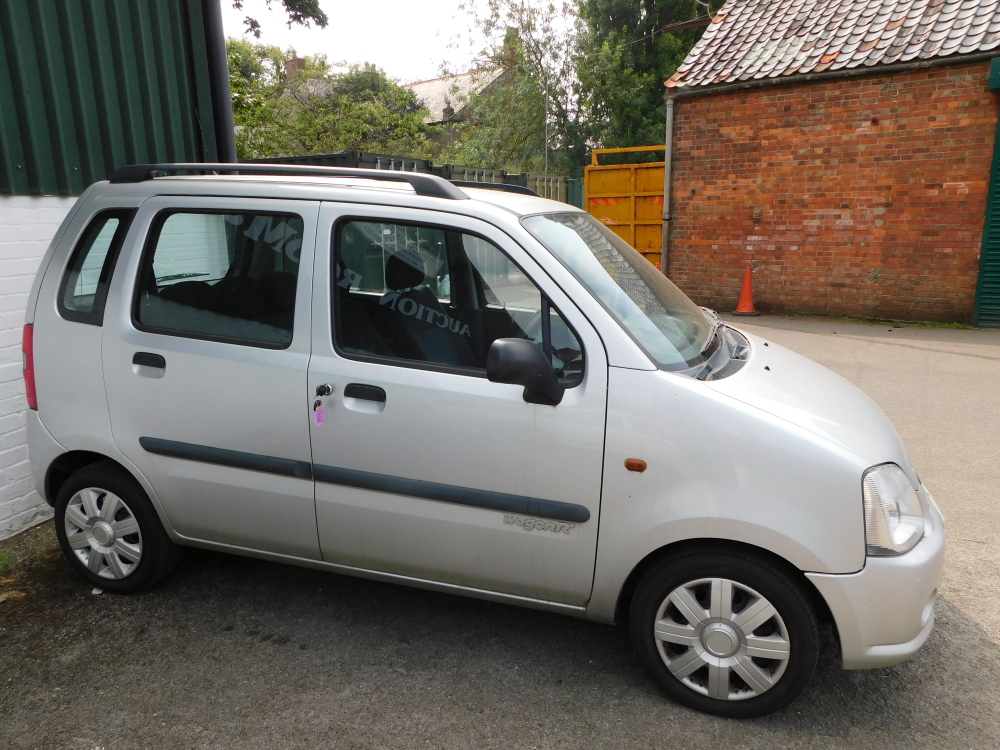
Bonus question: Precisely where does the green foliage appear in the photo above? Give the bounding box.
[228,0,713,173]
[438,32,552,174]
[445,67,547,173]
[445,1,587,176]
[227,40,436,160]
[232,0,328,39]
[282,63,436,157]
[446,0,716,175]
[227,39,288,158]
[0,548,10,578]
[576,0,715,149]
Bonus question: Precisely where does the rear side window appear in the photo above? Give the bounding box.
[58,209,135,325]
[134,210,303,348]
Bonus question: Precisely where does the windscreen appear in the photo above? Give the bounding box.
[522,213,713,368]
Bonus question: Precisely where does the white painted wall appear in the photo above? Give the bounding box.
[0,196,77,540]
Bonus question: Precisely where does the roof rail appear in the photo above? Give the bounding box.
[449,181,538,197]
[109,163,470,200]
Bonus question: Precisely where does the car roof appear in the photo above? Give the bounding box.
[457,185,583,216]
[98,172,585,219]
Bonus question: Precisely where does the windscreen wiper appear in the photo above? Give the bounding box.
[156,272,210,282]
[699,307,723,354]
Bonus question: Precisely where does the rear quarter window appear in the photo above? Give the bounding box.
[57,209,135,325]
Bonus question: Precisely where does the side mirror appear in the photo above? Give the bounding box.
[487,338,565,406]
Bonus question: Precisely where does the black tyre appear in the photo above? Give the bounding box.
[629,546,819,718]
[54,460,181,593]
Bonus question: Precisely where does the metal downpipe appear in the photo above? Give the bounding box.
[660,94,675,275]
[202,0,238,163]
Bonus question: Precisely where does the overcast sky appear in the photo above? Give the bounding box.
[220,0,485,85]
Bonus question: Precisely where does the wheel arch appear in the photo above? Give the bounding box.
[46,451,132,507]
[51,451,182,591]
[613,538,836,635]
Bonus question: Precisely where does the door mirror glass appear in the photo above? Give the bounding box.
[487,338,565,406]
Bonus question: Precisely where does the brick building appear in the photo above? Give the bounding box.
[662,0,1000,323]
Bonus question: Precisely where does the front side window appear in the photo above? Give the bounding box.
[334,219,583,384]
[523,212,713,369]
[135,211,303,348]
[58,209,135,325]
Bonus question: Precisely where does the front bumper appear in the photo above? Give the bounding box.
[806,488,945,669]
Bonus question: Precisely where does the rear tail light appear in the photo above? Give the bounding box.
[22,324,37,410]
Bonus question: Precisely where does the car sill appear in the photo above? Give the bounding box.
[172,532,590,617]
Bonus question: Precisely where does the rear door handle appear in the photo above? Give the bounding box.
[344,383,386,403]
[133,352,166,369]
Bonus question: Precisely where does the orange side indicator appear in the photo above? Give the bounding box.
[624,458,647,473]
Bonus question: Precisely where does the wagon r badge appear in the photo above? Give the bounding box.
[503,515,575,534]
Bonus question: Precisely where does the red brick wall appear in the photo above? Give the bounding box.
[668,61,998,322]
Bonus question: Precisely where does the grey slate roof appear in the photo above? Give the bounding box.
[666,0,1000,89]
[405,69,504,124]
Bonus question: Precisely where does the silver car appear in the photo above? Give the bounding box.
[22,164,944,718]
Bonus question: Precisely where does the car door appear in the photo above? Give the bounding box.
[102,196,321,559]
[308,203,608,606]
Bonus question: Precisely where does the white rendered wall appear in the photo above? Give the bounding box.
[0,196,77,539]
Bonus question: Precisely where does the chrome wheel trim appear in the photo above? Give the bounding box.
[64,487,142,580]
[653,577,790,701]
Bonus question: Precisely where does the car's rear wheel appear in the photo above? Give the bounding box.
[55,461,181,593]
[629,546,819,718]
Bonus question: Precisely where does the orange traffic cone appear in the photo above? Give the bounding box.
[732,265,761,316]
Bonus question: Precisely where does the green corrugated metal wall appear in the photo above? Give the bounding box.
[974,58,1000,327]
[0,0,220,196]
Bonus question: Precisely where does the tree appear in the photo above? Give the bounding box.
[447,67,547,173]
[227,39,283,140]
[227,40,437,159]
[227,39,289,157]
[576,0,720,149]
[232,0,329,38]
[444,1,588,175]
[447,0,716,175]
[437,31,549,173]
[283,63,437,157]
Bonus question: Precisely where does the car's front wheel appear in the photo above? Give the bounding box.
[629,546,819,718]
[55,461,181,593]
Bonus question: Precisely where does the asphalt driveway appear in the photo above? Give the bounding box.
[1,315,999,749]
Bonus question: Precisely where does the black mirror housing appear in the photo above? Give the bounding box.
[486,338,565,406]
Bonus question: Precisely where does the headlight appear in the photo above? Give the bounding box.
[863,463,924,555]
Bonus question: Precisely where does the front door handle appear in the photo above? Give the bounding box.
[344,383,386,403]
[133,352,166,369]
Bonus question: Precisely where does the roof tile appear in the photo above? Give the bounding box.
[666,0,1000,88]
[960,22,993,52]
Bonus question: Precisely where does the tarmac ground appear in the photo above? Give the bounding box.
[1,314,999,749]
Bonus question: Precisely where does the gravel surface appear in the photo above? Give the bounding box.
[1,315,998,749]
